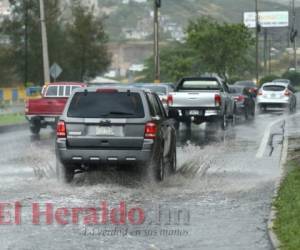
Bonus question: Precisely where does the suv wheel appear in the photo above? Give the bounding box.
[169,144,177,174]
[149,149,165,182]
[56,159,75,183]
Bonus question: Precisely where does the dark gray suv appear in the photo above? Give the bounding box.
[56,86,177,183]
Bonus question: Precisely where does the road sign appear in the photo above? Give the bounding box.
[244,11,289,28]
[50,63,62,80]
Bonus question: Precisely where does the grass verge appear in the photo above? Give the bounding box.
[274,159,300,250]
[0,113,26,126]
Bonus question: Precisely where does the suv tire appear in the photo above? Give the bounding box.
[56,159,75,183]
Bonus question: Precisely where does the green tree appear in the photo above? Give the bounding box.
[0,0,110,86]
[141,43,200,83]
[187,17,255,80]
[63,2,111,81]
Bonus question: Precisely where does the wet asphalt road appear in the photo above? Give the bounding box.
[0,106,299,250]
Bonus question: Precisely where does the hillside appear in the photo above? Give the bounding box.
[98,0,291,41]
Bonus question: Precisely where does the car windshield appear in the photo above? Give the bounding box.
[235,81,255,88]
[263,85,286,92]
[229,87,243,94]
[68,92,145,118]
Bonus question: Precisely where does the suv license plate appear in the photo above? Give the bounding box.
[189,110,200,116]
[96,126,114,136]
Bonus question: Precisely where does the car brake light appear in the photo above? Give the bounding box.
[284,90,290,96]
[57,121,67,138]
[167,95,173,106]
[234,95,245,102]
[215,94,221,106]
[144,122,157,140]
[96,89,118,93]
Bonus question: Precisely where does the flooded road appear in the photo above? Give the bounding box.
[0,109,298,250]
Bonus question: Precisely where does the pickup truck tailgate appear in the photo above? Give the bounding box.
[27,98,67,115]
[170,91,219,108]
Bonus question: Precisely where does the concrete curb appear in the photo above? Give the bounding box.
[0,123,28,134]
[267,134,289,250]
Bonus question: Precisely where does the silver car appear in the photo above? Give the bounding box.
[257,82,297,112]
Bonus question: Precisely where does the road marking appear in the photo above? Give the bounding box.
[256,112,300,158]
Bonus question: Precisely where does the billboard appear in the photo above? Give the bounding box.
[244,11,289,28]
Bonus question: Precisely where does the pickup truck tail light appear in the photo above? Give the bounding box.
[214,94,221,106]
[144,122,157,140]
[167,95,173,106]
[57,121,67,138]
[25,102,29,113]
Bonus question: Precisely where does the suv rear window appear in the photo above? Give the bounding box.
[67,92,145,118]
[263,85,286,92]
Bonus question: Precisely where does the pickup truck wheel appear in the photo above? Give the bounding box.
[56,159,75,183]
[30,121,41,135]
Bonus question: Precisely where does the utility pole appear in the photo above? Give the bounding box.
[39,0,50,84]
[268,38,272,74]
[263,29,268,76]
[291,0,298,70]
[255,0,260,84]
[154,0,161,83]
[24,0,28,85]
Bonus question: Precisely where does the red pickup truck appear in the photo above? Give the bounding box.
[25,82,86,134]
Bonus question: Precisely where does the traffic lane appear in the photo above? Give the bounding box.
[0,111,286,250]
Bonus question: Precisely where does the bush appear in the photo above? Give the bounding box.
[259,75,279,86]
[282,71,300,86]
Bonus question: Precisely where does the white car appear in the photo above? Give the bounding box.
[257,82,297,112]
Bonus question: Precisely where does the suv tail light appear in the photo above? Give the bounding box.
[167,94,173,106]
[215,94,221,106]
[144,122,157,140]
[57,121,67,138]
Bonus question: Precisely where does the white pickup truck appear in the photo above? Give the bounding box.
[168,77,235,129]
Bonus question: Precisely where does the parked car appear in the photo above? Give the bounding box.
[168,77,235,129]
[132,83,174,111]
[25,82,86,134]
[229,86,255,120]
[257,82,297,112]
[56,86,177,183]
[234,80,258,97]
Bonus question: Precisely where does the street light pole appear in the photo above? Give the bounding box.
[39,0,50,84]
[291,0,297,70]
[255,0,260,84]
[154,0,160,83]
